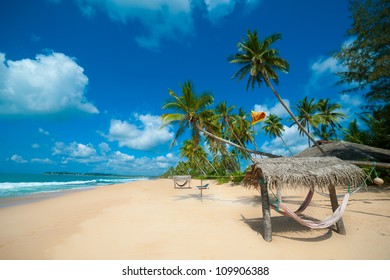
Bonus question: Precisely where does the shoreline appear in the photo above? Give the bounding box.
[0,176,153,208]
[0,178,389,260]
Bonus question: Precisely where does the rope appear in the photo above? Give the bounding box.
[263,177,349,229]
[315,163,376,198]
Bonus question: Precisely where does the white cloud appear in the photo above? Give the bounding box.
[311,56,344,75]
[107,114,173,150]
[75,0,193,50]
[0,52,98,115]
[31,158,54,164]
[98,142,111,154]
[99,152,180,175]
[338,94,364,124]
[32,143,40,149]
[306,55,346,94]
[253,98,291,119]
[113,151,135,162]
[52,142,97,158]
[38,128,50,136]
[70,0,261,50]
[9,154,28,163]
[260,125,312,156]
[204,0,236,23]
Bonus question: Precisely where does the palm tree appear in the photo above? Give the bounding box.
[263,114,293,156]
[215,101,249,168]
[229,29,325,155]
[343,119,370,145]
[180,139,207,175]
[294,97,322,147]
[230,108,254,160]
[161,81,218,149]
[215,101,235,135]
[315,98,345,140]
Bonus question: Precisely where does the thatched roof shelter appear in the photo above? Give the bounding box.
[243,156,367,242]
[244,156,366,191]
[295,141,390,163]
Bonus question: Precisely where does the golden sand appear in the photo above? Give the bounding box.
[0,179,389,260]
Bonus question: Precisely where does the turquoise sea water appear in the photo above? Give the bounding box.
[0,173,149,200]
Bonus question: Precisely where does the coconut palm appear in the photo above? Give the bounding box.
[161,81,218,149]
[215,101,235,135]
[230,108,254,160]
[293,97,322,147]
[263,114,293,156]
[229,30,325,155]
[180,139,207,175]
[315,98,345,140]
[215,101,250,166]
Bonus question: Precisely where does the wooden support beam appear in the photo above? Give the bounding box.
[328,185,346,235]
[260,181,272,242]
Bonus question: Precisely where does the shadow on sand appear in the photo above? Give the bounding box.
[240,214,334,242]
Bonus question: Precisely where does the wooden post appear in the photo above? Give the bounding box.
[260,180,272,242]
[328,185,346,235]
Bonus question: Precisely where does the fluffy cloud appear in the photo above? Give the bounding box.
[98,142,111,154]
[32,143,40,149]
[204,0,236,23]
[31,158,54,164]
[52,142,97,158]
[306,55,346,94]
[100,152,180,175]
[9,154,54,164]
[253,99,291,119]
[107,114,173,150]
[38,128,50,136]
[0,52,98,115]
[9,155,28,163]
[70,0,261,50]
[311,56,344,75]
[260,125,312,156]
[75,0,193,50]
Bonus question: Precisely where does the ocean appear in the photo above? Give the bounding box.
[0,173,149,200]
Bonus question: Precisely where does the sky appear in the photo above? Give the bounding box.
[0,0,364,176]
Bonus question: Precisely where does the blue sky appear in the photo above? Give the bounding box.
[0,0,363,175]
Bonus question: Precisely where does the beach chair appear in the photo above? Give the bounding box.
[196,183,209,197]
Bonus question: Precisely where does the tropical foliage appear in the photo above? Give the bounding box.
[228,29,326,155]
[334,0,389,149]
[161,24,386,180]
[263,114,293,155]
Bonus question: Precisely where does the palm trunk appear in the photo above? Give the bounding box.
[263,75,326,155]
[202,154,220,175]
[307,124,311,147]
[280,136,293,156]
[193,158,207,176]
[199,127,281,159]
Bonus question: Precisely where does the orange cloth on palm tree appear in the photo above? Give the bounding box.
[251,111,266,125]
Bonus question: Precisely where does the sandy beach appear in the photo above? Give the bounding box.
[0,178,389,260]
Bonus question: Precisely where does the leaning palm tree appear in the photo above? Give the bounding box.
[161,81,218,149]
[263,114,293,156]
[294,97,322,147]
[229,30,325,154]
[316,98,345,140]
[180,139,207,175]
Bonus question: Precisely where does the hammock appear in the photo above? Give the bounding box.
[270,188,350,229]
[270,188,314,215]
[173,175,191,189]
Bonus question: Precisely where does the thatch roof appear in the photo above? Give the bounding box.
[244,156,366,190]
[295,141,390,163]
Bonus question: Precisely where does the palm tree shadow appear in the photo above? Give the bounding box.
[240,214,333,242]
[173,193,220,203]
